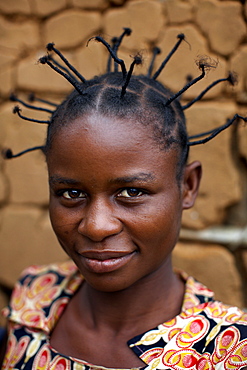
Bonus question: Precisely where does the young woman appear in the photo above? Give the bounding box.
[1,30,247,370]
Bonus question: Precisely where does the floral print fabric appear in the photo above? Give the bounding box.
[1,260,247,370]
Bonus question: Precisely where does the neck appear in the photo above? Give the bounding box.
[77,259,185,337]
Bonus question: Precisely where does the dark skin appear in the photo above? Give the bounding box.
[47,113,202,368]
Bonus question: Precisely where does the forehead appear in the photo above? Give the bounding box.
[61,113,155,148]
[47,113,180,182]
[52,112,179,149]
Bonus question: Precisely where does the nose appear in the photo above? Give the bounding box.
[77,198,122,242]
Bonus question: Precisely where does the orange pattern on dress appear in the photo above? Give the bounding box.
[2,261,247,370]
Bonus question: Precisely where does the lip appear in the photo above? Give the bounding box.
[78,250,136,274]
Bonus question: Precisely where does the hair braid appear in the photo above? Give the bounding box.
[2,28,246,173]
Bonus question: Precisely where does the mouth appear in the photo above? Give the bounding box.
[77,250,136,274]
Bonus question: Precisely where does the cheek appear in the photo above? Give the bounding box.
[143,194,182,226]
[49,200,78,238]
[49,199,61,231]
[136,196,182,243]
[49,204,78,258]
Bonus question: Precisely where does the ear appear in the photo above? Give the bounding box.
[182,161,202,209]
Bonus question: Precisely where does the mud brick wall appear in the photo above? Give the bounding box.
[0,0,247,325]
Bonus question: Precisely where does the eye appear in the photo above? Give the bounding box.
[117,188,144,198]
[62,190,86,199]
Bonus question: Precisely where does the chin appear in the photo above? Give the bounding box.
[80,270,139,293]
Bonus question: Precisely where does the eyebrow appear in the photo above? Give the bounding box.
[49,175,80,186]
[49,173,155,186]
[109,173,155,184]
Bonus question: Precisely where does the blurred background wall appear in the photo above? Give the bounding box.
[0,0,247,325]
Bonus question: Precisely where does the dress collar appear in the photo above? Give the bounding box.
[5,261,215,367]
[127,271,214,364]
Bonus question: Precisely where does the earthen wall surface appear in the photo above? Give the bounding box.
[0,0,247,325]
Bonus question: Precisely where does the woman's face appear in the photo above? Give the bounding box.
[47,113,200,292]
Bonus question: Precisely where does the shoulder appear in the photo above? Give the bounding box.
[202,299,247,335]
[179,274,247,365]
[182,276,247,341]
[8,259,80,297]
[131,300,247,369]
[2,260,83,331]
[202,301,247,367]
[183,299,247,365]
[18,259,78,280]
[204,299,247,319]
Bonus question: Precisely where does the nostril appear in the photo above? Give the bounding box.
[77,216,122,242]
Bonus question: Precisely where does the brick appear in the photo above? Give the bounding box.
[74,42,108,80]
[0,50,17,69]
[0,17,39,51]
[0,209,2,228]
[77,42,153,83]
[0,103,10,146]
[1,103,50,204]
[44,10,102,49]
[182,101,240,229]
[239,123,247,161]
[237,105,247,163]
[31,0,67,17]
[173,242,244,307]
[166,0,193,23]
[118,48,151,77]
[4,152,49,205]
[0,65,15,98]
[104,0,165,50]
[0,172,8,204]
[0,0,31,14]
[109,0,124,4]
[76,33,153,78]
[229,45,247,104]
[71,0,108,10]
[1,102,48,150]
[0,207,67,287]
[155,25,227,99]
[196,0,246,56]
[17,53,71,93]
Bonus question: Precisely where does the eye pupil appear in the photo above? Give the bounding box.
[128,188,140,196]
[69,190,80,198]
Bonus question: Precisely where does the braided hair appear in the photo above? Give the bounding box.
[3,28,246,181]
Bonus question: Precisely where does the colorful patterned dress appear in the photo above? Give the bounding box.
[1,260,247,370]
